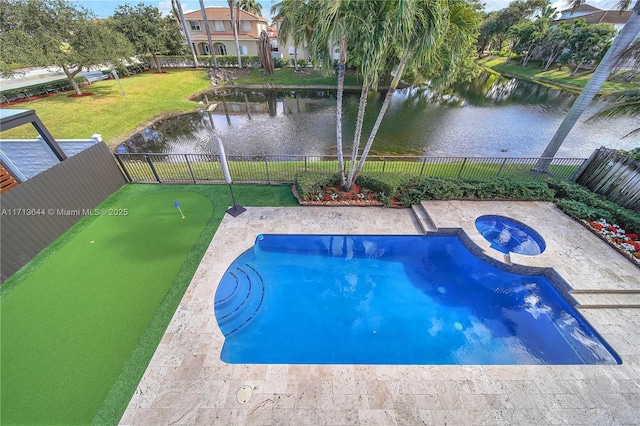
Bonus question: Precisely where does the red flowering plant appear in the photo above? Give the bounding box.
[588,218,640,259]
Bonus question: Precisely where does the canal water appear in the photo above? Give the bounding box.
[117,72,639,158]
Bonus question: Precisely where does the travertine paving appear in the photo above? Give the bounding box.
[120,203,640,425]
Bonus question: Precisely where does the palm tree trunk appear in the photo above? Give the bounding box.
[293,47,299,72]
[535,6,640,173]
[349,55,408,187]
[335,34,347,188]
[228,0,243,69]
[200,0,218,68]
[174,0,199,68]
[345,85,369,188]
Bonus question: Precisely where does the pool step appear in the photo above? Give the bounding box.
[572,290,640,309]
[411,203,437,234]
[214,263,265,336]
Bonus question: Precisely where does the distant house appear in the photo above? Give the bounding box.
[552,4,632,32]
[182,7,268,56]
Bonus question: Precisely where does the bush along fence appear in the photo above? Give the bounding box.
[146,55,311,70]
[113,153,586,185]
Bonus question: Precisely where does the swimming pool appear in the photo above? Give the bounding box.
[214,233,620,365]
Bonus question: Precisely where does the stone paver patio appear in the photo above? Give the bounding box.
[120,202,640,425]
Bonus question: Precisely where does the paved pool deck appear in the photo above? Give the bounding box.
[120,201,640,425]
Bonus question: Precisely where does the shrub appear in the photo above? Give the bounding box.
[554,199,614,223]
[395,177,554,206]
[356,172,411,198]
[547,179,640,234]
[294,171,340,200]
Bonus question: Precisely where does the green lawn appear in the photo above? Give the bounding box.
[0,183,298,425]
[118,158,582,184]
[478,57,640,93]
[227,67,361,86]
[0,69,212,146]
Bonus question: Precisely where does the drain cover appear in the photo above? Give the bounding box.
[236,385,252,404]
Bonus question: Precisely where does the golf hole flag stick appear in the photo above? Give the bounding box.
[174,200,185,218]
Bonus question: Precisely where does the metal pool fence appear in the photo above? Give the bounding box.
[113,154,587,184]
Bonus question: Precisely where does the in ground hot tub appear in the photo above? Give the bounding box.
[475,215,546,255]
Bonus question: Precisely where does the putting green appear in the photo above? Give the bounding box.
[1,191,212,425]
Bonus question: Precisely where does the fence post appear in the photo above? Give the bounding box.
[496,158,507,177]
[145,155,161,183]
[265,160,271,184]
[114,154,133,183]
[419,157,426,178]
[304,156,308,171]
[456,158,467,179]
[382,158,386,173]
[185,154,197,183]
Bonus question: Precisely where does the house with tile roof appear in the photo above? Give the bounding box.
[552,3,632,32]
[182,7,269,57]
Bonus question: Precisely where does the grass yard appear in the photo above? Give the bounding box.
[478,57,640,93]
[0,69,212,145]
[0,183,298,425]
[226,67,361,87]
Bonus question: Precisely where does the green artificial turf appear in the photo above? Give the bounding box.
[0,183,298,425]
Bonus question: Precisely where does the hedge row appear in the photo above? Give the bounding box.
[294,171,640,234]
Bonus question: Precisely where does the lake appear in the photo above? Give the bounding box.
[117,72,639,158]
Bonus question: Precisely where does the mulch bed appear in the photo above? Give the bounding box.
[292,184,385,207]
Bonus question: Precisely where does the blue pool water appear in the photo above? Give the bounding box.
[214,234,620,365]
[475,215,546,255]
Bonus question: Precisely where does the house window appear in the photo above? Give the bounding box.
[189,20,200,31]
[214,43,227,55]
[238,45,248,55]
[213,20,225,31]
[241,21,251,32]
[288,46,295,55]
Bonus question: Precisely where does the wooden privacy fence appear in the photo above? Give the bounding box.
[1,143,127,282]
[114,154,586,185]
[575,147,640,212]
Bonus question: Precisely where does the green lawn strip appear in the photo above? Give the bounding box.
[478,57,640,93]
[0,183,298,425]
[0,69,211,143]
[224,67,361,87]
[121,159,581,183]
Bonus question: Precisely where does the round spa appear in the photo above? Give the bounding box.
[475,215,546,255]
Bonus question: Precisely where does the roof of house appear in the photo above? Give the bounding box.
[558,3,602,14]
[184,7,267,23]
[553,9,632,25]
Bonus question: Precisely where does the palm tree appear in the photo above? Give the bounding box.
[534,0,640,172]
[588,89,640,137]
[348,0,480,189]
[227,0,242,69]
[272,0,315,72]
[239,0,262,17]
[199,0,218,68]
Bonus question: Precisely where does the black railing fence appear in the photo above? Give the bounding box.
[114,153,587,184]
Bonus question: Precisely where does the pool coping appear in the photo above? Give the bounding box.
[120,202,640,425]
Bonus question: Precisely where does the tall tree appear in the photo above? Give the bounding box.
[588,89,640,137]
[110,4,183,73]
[199,0,218,68]
[0,0,133,94]
[535,0,640,172]
[238,0,262,16]
[272,0,316,72]
[349,0,481,189]
[228,0,243,69]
